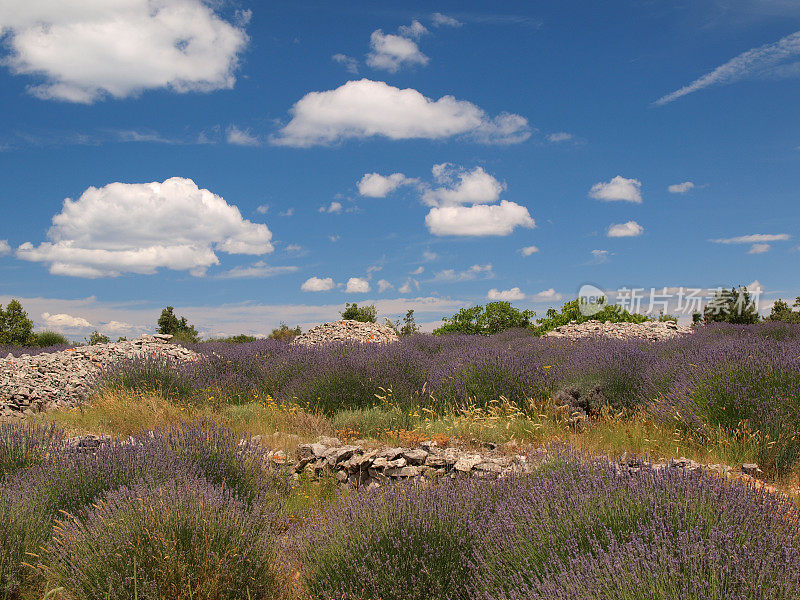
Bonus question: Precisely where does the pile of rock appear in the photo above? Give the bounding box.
[291,437,749,489]
[544,319,692,341]
[0,335,198,417]
[293,436,527,487]
[292,320,399,346]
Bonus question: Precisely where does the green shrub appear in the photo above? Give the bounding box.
[435,302,535,335]
[340,303,377,323]
[31,331,69,347]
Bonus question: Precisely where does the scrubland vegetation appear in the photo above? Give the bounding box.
[4,295,800,599]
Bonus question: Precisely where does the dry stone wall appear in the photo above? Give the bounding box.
[0,335,198,417]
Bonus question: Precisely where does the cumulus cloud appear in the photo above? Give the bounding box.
[271,79,531,146]
[332,53,359,74]
[422,164,504,206]
[410,266,425,275]
[431,13,462,27]
[607,221,644,238]
[533,288,563,301]
[256,204,269,215]
[301,276,335,292]
[357,172,415,197]
[41,312,92,330]
[519,245,539,256]
[589,176,643,203]
[16,177,272,278]
[653,30,800,106]
[433,264,493,282]
[0,240,10,255]
[711,233,790,244]
[748,243,771,254]
[366,29,428,72]
[590,249,611,264]
[398,20,428,39]
[668,181,695,194]
[217,262,298,279]
[226,126,259,146]
[345,277,371,293]
[426,200,535,236]
[319,201,343,214]
[0,0,249,103]
[487,287,525,301]
[377,279,394,292]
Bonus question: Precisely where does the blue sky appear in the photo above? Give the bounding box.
[1,0,799,338]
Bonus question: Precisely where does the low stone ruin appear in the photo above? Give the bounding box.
[0,335,198,417]
[544,319,692,341]
[287,437,750,489]
[292,320,399,346]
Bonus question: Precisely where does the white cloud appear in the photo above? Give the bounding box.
[319,201,343,214]
[357,172,415,197]
[422,164,504,206]
[0,240,10,255]
[589,176,643,203]
[547,132,573,142]
[519,245,539,256]
[366,29,428,73]
[301,276,335,292]
[749,243,771,254]
[102,320,140,335]
[226,126,259,146]
[41,312,92,330]
[285,244,302,253]
[410,266,425,275]
[398,20,428,39]
[426,200,535,236]
[712,233,790,244]
[16,177,272,277]
[607,221,644,238]
[533,288,563,301]
[271,79,531,146]
[591,249,611,264]
[654,30,800,106]
[377,279,394,292]
[431,13,462,27]
[332,53,359,74]
[256,204,269,215]
[216,262,298,279]
[0,0,249,103]
[398,278,420,294]
[668,181,695,194]
[487,287,525,301]
[345,277,371,293]
[328,234,340,242]
[280,208,294,217]
[433,264,493,282]
[422,251,438,261]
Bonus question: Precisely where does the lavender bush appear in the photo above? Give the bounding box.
[0,421,64,478]
[0,421,282,597]
[298,453,800,600]
[49,476,278,600]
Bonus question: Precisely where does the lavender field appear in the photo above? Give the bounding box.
[3,323,800,598]
[1,421,798,599]
[99,322,800,477]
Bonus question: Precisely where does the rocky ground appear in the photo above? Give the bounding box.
[544,319,693,340]
[292,319,399,346]
[0,334,198,417]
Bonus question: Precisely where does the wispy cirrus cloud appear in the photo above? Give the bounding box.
[654,30,800,106]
